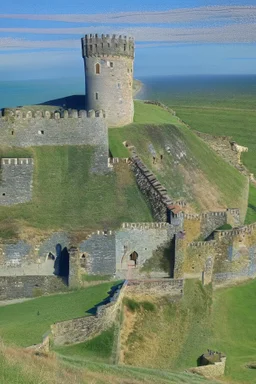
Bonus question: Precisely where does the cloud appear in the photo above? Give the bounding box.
[0,6,255,24]
[1,23,256,47]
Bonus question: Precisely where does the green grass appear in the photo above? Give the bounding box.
[0,282,115,347]
[0,145,153,235]
[81,274,112,282]
[0,342,219,384]
[171,104,256,222]
[245,184,256,224]
[109,101,248,214]
[55,326,115,363]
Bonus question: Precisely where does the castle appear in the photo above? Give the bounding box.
[0,34,256,301]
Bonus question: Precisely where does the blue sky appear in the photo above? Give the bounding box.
[0,0,255,80]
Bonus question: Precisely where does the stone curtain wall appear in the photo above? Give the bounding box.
[0,158,33,206]
[130,155,174,222]
[51,280,127,346]
[0,110,109,173]
[115,222,178,273]
[125,279,184,298]
[183,209,240,241]
[0,275,67,300]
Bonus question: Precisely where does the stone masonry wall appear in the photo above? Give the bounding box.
[125,279,184,298]
[0,275,67,300]
[183,208,240,241]
[79,231,116,275]
[0,158,33,206]
[51,280,126,346]
[115,222,179,274]
[0,110,109,173]
[130,155,174,222]
[189,357,226,378]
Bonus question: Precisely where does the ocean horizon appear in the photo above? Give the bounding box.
[1,74,256,110]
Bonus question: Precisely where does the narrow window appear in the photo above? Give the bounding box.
[96,92,99,100]
[108,43,110,48]
[110,62,114,68]
[101,43,104,49]
[89,44,93,51]
[95,63,100,74]
[124,44,126,51]
[95,44,97,50]
[127,68,129,73]
[117,83,121,89]
[11,130,14,135]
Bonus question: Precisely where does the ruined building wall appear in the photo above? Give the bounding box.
[213,224,256,284]
[115,222,179,273]
[79,231,116,275]
[0,158,33,206]
[82,34,134,127]
[183,208,240,241]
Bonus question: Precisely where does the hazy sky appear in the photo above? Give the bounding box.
[0,0,256,80]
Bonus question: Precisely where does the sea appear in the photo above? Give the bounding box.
[1,75,256,110]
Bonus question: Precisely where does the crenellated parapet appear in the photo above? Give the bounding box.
[215,223,256,238]
[121,222,171,229]
[81,34,134,59]
[189,240,216,247]
[1,157,33,166]
[0,108,106,121]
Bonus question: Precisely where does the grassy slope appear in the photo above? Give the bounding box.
[122,279,256,383]
[0,145,152,236]
[172,104,256,223]
[0,282,115,347]
[0,344,218,384]
[110,101,247,214]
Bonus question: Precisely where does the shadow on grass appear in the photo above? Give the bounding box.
[86,281,124,316]
[37,95,86,110]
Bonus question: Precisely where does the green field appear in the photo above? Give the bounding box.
[0,282,115,346]
[122,279,256,383]
[110,101,248,215]
[0,145,153,237]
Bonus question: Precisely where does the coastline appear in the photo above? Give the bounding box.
[133,79,144,99]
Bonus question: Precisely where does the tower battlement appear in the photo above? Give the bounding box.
[81,34,134,59]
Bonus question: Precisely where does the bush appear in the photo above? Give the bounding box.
[140,301,156,312]
[123,298,140,312]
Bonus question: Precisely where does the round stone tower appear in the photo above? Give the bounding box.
[81,34,135,127]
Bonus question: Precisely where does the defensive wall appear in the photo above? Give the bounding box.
[82,34,134,127]
[0,158,33,206]
[0,275,67,300]
[51,280,126,346]
[0,108,109,174]
[125,279,184,298]
[183,208,240,241]
[174,222,256,285]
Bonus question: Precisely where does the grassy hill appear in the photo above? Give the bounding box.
[168,104,256,224]
[0,145,153,238]
[110,101,248,217]
[120,279,256,384]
